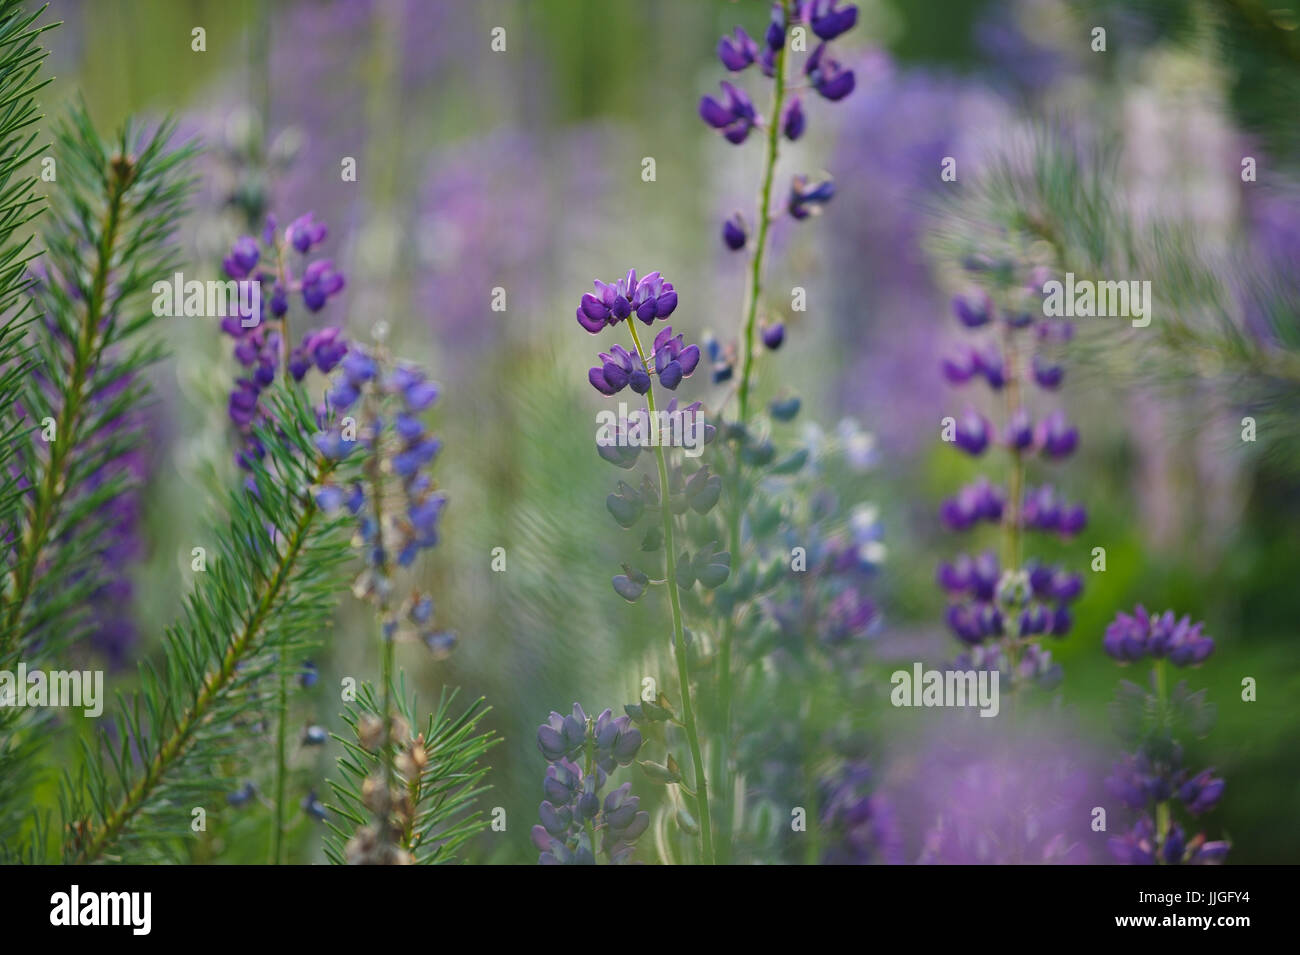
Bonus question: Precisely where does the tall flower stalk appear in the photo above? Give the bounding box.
[218,214,347,862]
[699,0,859,861]
[936,261,1086,690]
[1103,607,1228,864]
[623,314,715,864]
[314,341,495,865]
[575,268,724,862]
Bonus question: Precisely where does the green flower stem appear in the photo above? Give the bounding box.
[1154,658,1170,862]
[734,0,789,426]
[627,320,715,865]
[717,0,791,864]
[583,722,600,864]
[1001,321,1026,683]
[364,382,399,848]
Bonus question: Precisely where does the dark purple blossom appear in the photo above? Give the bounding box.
[699,81,759,144]
[805,41,855,101]
[222,235,260,279]
[807,0,859,40]
[1102,606,1215,666]
[1036,409,1078,459]
[952,291,991,328]
[286,211,328,253]
[576,269,678,334]
[652,326,702,390]
[718,26,759,71]
[939,477,1005,531]
[761,322,785,350]
[723,212,747,250]
[952,408,990,455]
[782,96,806,140]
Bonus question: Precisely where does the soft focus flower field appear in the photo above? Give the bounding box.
[3,0,1299,866]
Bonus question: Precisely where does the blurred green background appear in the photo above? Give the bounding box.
[32,0,1300,862]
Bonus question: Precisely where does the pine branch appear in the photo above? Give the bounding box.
[0,0,53,613]
[324,679,497,865]
[3,101,196,658]
[60,387,361,863]
[0,0,55,855]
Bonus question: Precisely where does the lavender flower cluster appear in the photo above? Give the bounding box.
[937,260,1084,684]
[220,213,348,469]
[532,704,649,865]
[1103,609,1228,864]
[701,0,858,260]
[313,346,453,655]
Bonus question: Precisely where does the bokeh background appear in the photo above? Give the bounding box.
[35,0,1300,862]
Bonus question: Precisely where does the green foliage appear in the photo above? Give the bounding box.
[4,102,195,656]
[0,0,54,855]
[56,388,361,863]
[324,679,497,865]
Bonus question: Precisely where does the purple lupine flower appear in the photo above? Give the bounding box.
[782,96,806,141]
[788,174,835,219]
[579,271,694,399]
[532,704,648,865]
[1108,815,1157,864]
[222,235,260,279]
[1103,599,1229,865]
[807,0,859,41]
[952,408,990,455]
[1032,354,1064,388]
[1006,407,1034,449]
[763,1,787,54]
[1178,769,1226,815]
[1110,815,1227,865]
[805,42,855,101]
[577,270,677,333]
[652,326,701,390]
[1022,484,1087,536]
[1036,409,1078,459]
[218,214,349,469]
[630,270,679,323]
[1102,606,1215,665]
[699,80,759,144]
[285,211,328,253]
[300,259,346,312]
[589,344,645,397]
[939,477,1005,531]
[314,348,452,640]
[722,212,747,251]
[718,26,759,71]
[952,291,992,328]
[940,344,979,384]
[761,322,785,350]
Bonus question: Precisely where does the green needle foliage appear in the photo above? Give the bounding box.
[3,104,195,658]
[0,0,50,552]
[58,387,362,863]
[3,105,194,856]
[0,7,84,855]
[325,678,497,865]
